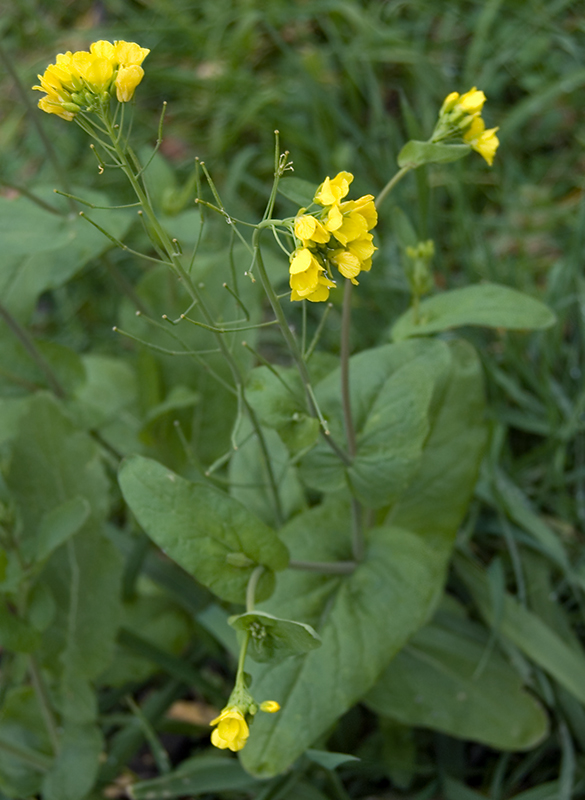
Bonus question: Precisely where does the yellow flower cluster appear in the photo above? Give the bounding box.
[433,87,499,166]
[289,172,377,302]
[33,40,150,121]
[210,700,280,752]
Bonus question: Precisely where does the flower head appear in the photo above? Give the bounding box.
[463,116,500,166]
[210,698,280,752]
[33,40,150,121]
[288,172,377,302]
[210,707,250,752]
[432,86,499,166]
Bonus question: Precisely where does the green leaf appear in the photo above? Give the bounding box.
[277,177,318,207]
[42,723,103,800]
[229,610,321,662]
[455,555,585,706]
[118,455,289,603]
[391,283,556,341]
[245,366,319,455]
[0,599,40,653]
[397,140,471,168]
[0,188,132,321]
[129,755,261,799]
[229,418,305,527]
[40,525,123,722]
[69,355,138,430]
[301,339,451,508]
[0,687,50,799]
[6,393,109,547]
[385,340,487,546]
[34,496,91,563]
[305,749,360,769]
[240,503,445,778]
[365,614,548,750]
[241,341,486,777]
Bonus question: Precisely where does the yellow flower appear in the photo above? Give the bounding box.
[114,40,150,67]
[115,65,145,102]
[210,707,250,752]
[294,214,330,245]
[314,171,353,206]
[441,87,486,116]
[463,116,500,166]
[432,86,498,166]
[33,40,149,120]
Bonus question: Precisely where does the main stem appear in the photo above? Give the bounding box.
[100,108,284,525]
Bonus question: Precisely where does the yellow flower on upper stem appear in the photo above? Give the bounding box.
[441,86,486,117]
[463,116,500,166]
[314,171,353,206]
[33,39,150,120]
[210,707,250,752]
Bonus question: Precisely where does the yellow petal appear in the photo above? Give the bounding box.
[114,40,150,67]
[90,40,116,62]
[115,65,144,101]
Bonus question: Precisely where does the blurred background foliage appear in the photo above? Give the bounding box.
[1,0,585,798]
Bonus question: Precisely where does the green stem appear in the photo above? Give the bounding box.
[376,165,412,210]
[99,107,284,526]
[29,656,60,755]
[246,565,265,612]
[289,560,356,575]
[236,631,250,685]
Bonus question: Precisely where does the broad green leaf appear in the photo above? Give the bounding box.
[101,594,193,687]
[70,355,138,430]
[241,341,486,777]
[0,397,30,445]
[277,177,318,207]
[391,283,556,341]
[0,188,132,321]
[5,393,109,545]
[0,599,40,652]
[42,723,103,800]
[34,496,91,563]
[365,615,548,750]
[0,336,85,399]
[28,581,56,632]
[385,340,487,547]
[129,755,261,799]
[118,455,289,603]
[229,611,321,663]
[229,418,305,527]
[0,687,50,799]
[245,366,319,455]
[301,339,451,508]
[40,525,123,722]
[455,555,585,705]
[397,140,471,168]
[240,502,445,777]
[305,749,360,769]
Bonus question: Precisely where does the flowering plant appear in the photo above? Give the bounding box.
[0,35,557,800]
